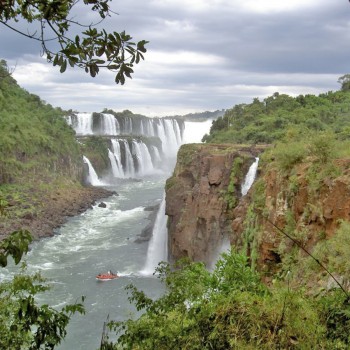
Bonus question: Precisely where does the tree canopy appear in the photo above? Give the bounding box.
[0,0,148,84]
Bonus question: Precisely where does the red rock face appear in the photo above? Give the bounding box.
[165,144,258,266]
[247,160,350,273]
[167,144,350,274]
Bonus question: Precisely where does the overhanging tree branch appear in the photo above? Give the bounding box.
[0,0,148,84]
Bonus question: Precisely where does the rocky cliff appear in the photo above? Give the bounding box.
[232,157,350,277]
[165,143,263,266]
[166,143,350,282]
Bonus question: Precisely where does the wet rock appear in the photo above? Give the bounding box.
[135,203,160,243]
[98,202,107,208]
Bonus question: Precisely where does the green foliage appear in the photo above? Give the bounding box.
[311,221,350,283]
[203,90,350,145]
[308,131,336,163]
[0,60,83,185]
[224,156,243,210]
[80,136,111,174]
[241,206,260,270]
[338,74,350,92]
[0,1,148,84]
[100,249,350,349]
[0,201,85,349]
[0,266,85,349]
[317,291,350,346]
[0,230,32,267]
[270,141,306,172]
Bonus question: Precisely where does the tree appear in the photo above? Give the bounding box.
[0,0,148,84]
[0,200,85,349]
[338,74,350,91]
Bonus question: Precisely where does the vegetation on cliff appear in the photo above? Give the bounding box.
[0,60,82,185]
[202,90,350,144]
[0,60,105,239]
[101,250,350,349]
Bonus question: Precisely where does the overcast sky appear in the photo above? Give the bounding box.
[2,0,350,116]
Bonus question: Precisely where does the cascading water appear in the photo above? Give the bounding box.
[140,194,168,275]
[150,145,162,165]
[241,157,259,196]
[156,119,182,157]
[67,113,184,181]
[101,113,118,135]
[83,156,103,186]
[74,113,93,135]
[108,149,124,178]
[122,140,135,177]
[110,139,124,178]
[131,141,154,176]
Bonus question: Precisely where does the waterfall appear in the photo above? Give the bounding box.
[108,149,124,178]
[66,113,185,182]
[131,141,155,176]
[150,145,162,165]
[75,113,93,135]
[209,236,231,271]
[110,139,124,178]
[140,195,168,275]
[155,119,182,158]
[241,157,259,196]
[102,113,118,135]
[83,156,103,186]
[120,140,135,178]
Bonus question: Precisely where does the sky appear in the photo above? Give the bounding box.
[2,0,350,116]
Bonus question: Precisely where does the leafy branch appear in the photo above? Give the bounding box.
[0,0,148,84]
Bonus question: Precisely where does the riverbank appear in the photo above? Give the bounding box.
[0,183,113,241]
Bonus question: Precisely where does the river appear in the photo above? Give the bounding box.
[1,119,213,349]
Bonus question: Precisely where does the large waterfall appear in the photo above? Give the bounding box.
[67,112,184,184]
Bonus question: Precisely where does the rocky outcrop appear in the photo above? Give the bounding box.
[135,203,161,243]
[0,185,114,241]
[165,143,263,266]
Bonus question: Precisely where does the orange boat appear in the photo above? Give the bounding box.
[96,271,119,281]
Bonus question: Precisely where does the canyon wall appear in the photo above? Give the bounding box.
[166,144,350,278]
[232,158,350,276]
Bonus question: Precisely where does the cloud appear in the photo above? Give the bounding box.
[1,1,349,116]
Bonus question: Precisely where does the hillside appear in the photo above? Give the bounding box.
[0,60,111,239]
[203,91,350,144]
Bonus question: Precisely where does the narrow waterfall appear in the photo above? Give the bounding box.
[241,157,259,196]
[121,140,135,178]
[110,139,124,178]
[140,195,168,275]
[83,156,103,186]
[108,149,124,178]
[209,236,231,271]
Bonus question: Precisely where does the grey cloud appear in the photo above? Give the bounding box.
[1,1,349,115]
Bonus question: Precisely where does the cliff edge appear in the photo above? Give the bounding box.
[165,143,263,266]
